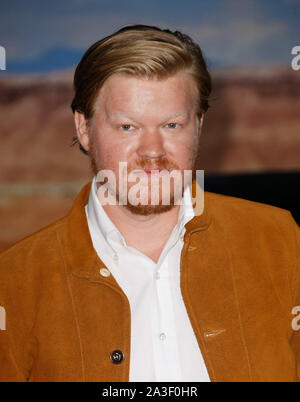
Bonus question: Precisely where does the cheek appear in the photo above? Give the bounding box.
[182,147,196,167]
[93,134,137,170]
[168,137,196,165]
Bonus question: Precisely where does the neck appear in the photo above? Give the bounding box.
[102,202,181,262]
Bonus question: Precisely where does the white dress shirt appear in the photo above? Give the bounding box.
[85,176,210,382]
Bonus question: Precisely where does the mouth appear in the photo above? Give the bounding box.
[144,168,162,174]
[131,168,169,176]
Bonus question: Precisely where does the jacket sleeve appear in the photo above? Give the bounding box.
[0,321,28,381]
[0,257,36,382]
[288,212,300,381]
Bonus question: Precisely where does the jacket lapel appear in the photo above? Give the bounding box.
[59,182,131,380]
[181,184,252,381]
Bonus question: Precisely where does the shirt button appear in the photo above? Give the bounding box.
[110,350,124,364]
[155,271,160,279]
[113,254,119,262]
[99,268,110,277]
[159,332,166,341]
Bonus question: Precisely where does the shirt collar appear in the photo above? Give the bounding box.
[86,175,195,249]
[86,176,125,246]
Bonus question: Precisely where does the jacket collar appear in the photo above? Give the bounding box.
[61,179,212,280]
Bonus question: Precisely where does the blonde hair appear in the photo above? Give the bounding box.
[71,25,212,154]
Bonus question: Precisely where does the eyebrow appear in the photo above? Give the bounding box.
[107,113,140,125]
[107,112,190,125]
[161,113,191,126]
[164,113,190,120]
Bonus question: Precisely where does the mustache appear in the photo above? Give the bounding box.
[127,157,179,172]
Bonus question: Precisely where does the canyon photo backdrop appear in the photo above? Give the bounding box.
[0,0,299,250]
[0,67,299,250]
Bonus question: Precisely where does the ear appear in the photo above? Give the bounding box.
[74,111,90,152]
[198,114,204,137]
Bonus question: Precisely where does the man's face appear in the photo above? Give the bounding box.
[76,71,203,215]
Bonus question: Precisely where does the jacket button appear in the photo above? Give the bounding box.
[99,268,110,277]
[110,350,124,364]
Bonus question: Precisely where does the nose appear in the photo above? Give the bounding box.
[137,128,166,160]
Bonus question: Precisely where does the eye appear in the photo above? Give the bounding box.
[120,124,134,131]
[166,123,179,129]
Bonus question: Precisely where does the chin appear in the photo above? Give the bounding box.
[124,202,176,216]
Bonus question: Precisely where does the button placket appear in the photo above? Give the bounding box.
[153,257,182,380]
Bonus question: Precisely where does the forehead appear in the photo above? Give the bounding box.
[93,72,198,118]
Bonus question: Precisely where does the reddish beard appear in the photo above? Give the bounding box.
[124,157,184,215]
[89,142,196,216]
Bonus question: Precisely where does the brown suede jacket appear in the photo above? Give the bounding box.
[0,181,299,382]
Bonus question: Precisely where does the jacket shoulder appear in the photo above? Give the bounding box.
[205,191,296,227]
[205,191,299,295]
[0,216,67,277]
[0,181,92,280]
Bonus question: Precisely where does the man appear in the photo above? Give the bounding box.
[0,24,299,382]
